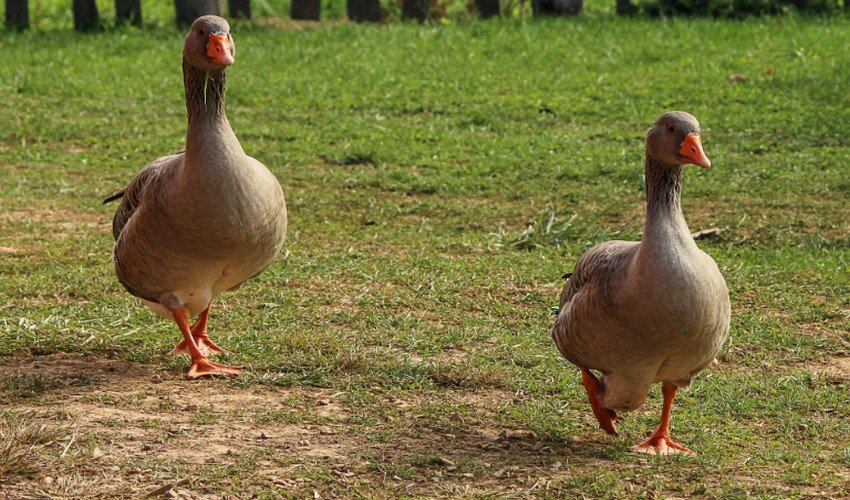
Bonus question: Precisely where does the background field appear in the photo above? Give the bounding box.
[2,10,849,498]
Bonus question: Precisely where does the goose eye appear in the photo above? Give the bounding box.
[668,125,676,133]
[198,28,205,35]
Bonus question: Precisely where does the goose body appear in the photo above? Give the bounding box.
[112,149,286,317]
[552,112,730,455]
[107,16,287,378]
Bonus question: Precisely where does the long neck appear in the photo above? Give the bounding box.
[641,152,695,254]
[183,58,239,162]
[184,57,227,123]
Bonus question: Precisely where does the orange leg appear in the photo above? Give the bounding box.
[168,305,225,357]
[170,306,242,379]
[629,383,695,456]
[581,368,618,435]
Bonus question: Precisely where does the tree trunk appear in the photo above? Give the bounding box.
[347,0,380,22]
[476,0,500,18]
[402,0,427,21]
[5,0,29,30]
[291,0,320,19]
[532,0,582,15]
[174,0,225,26]
[531,0,541,14]
[229,0,251,18]
[73,0,100,31]
[115,0,142,26]
[615,0,636,15]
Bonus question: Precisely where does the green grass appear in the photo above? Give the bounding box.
[1,11,849,498]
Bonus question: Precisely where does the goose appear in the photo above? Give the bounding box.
[551,111,730,455]
[104,16,288,379]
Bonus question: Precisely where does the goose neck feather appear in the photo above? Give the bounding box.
[641,153,695,251]
[181,59,243,170]
[183,58,227,122]
[644,152,683,217]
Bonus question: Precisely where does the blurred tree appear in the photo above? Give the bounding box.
[116,0,142,26]
[616,0,637,15]
[477,0,500,18]
[292,0,321,19]
[229,0,251,18]
[5,0,29,30]
[402,0,427,21]
[73,0,100,31]
[347,0,380,21]
[532,0,582,15]
[174,0,225,26]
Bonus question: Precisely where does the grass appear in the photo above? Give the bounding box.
[0,412,70,478]
[1,8,850,498]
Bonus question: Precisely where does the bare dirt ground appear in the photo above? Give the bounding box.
[1,353,605,498]
[1,354,367,498]
[813,354,850,382]
[3,352,847,498]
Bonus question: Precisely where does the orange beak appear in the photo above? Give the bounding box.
[679,133,711,168]
[207,33,235,66]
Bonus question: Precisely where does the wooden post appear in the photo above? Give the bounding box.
[347,0,380,22]
[229,0,251,18]
[615,0,636,15]
[476,0,499,18]
[174,0,225,26]
[115,0,142,26]
[73,0,100,31]
[291,0,320,20]
[532,0,582,15]
[5,0,29,30]
[402,0,428,21]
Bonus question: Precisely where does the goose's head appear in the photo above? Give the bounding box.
[646,111,711,168]
[183,15,235,71]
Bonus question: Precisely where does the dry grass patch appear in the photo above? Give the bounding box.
[0,246,40,256]
[809,355,850,383]
[796,321,850,347]
[0,412,71,479]
[0,208,107,240]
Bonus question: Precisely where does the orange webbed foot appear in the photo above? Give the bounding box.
[171,306,242,379]
[186,357,243,379]
[168,336,224,357]
[168,337,195,357]
[630,434,695,456]
[188,306,226,354]
[194,334,226,355]
[580,368,618,435]
[168,306,226,357]
[629,383,695,456]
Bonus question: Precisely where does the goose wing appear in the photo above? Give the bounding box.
[105,152,184,240]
